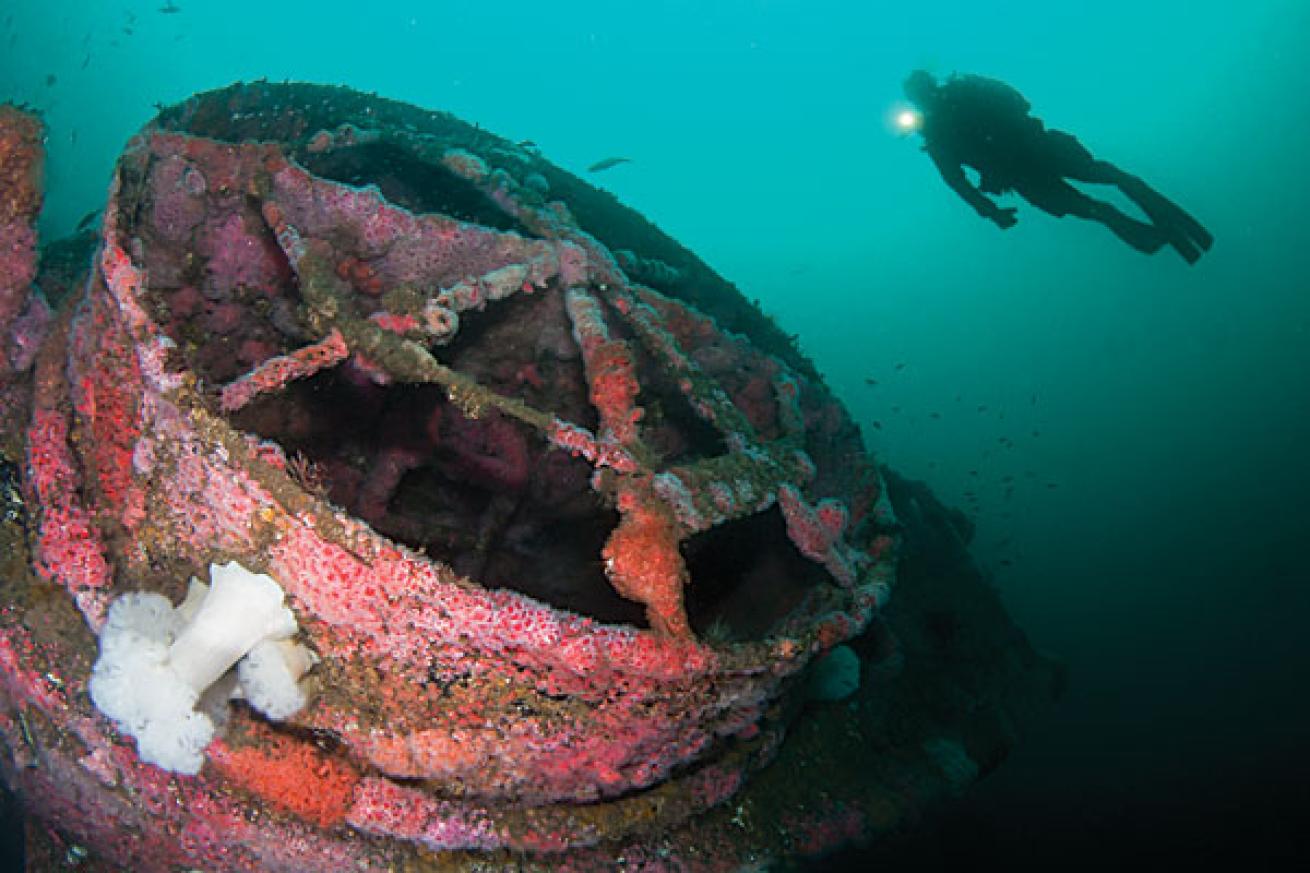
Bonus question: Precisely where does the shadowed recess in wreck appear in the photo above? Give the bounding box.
[118,82,876,643]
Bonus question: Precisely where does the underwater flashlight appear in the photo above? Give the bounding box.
[894,108,923,134]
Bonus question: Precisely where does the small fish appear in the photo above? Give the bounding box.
[17,711,35,751]
[1045,482,1059,489]
[81,53,91,69]
[1031,429,1040,438]
[1031,393,1038,405]
[159,1,182,13]
[893,362,906,371]
[871,420,882,430]
[929,412,941,419]
[863,377,877,387]
[587,156,631,173]
[516,139,537,149]
[123,27,134,36]
[75,209,101,232]
[45,73,57,86]
[968,469,979,477]
[999,558,1014,567]
[68,129,78,145]
[976,404,987,413]
[891,405,901,413]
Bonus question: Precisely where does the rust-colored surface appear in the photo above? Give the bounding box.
[0,84,1059,870]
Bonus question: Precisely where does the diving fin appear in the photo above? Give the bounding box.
[1119,178,1213,263]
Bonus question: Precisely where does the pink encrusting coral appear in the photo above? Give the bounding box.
[0,104,45,384]
[219,329,350,412]
[778,483,865,587]
[0,83,909,870]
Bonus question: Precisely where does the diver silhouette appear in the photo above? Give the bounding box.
[902,70,1213,264]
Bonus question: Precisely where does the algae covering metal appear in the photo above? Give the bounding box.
[0,85,1060,870]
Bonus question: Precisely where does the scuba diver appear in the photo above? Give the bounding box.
[901,70,1213,264]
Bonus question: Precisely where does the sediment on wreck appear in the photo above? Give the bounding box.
[0,83,1059,871]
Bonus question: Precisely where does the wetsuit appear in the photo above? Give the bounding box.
[911,73,1213,264]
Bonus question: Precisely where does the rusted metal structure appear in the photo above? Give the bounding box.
[0,86,1059,870]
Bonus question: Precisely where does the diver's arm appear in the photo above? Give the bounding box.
[927,150,1016,227]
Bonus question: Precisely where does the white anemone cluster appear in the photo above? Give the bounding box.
[89,560,316,775]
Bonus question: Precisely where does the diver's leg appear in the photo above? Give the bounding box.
[1059,149,1214,260]
[1045,129,1212,262]
[1042,131,1126,185]
[1088,198,1184,259]
[1044,132,1147,197]
[1020,179,1168,256]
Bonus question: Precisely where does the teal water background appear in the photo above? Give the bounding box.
[4,1,1308,866]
